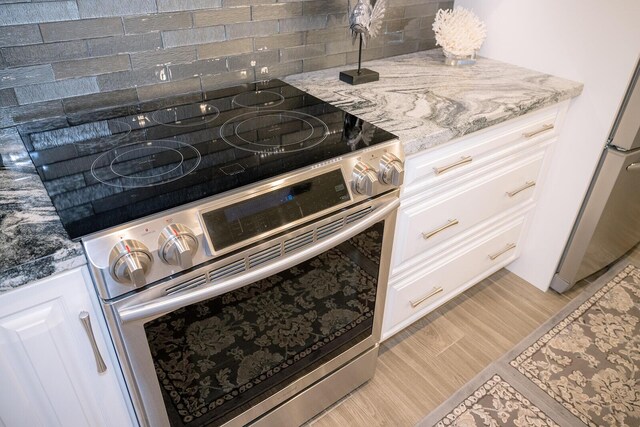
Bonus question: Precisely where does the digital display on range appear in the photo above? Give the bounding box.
[201,169,351,251]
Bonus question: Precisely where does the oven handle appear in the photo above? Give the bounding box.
[118,197,400,323]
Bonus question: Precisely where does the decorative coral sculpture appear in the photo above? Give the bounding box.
[432,7,487,57]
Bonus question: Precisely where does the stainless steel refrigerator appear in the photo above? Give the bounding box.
[551,58,640,293]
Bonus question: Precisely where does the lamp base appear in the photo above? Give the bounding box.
[339,68,379,85]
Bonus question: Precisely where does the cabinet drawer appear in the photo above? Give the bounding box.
[404,104,561,195]
[394,151,544,268]
[384,217,524,334]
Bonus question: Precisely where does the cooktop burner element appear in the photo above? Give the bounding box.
[231,90,285,108]
[91,140,201,188]
[150,103,220,127]
[220,110,329,153]
[19,79,398,239]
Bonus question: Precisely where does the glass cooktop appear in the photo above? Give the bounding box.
[20,79,397,239]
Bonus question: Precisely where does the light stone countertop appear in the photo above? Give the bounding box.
[0,167,85,294]
[286,49,583,156]
[0,49,583,294]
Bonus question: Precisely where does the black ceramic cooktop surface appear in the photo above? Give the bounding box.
[20,79,397,239]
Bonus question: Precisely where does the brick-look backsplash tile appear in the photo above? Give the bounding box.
[198,38,254,59]
[252,3,303,21]
[255,33,304,51]
[163,26,226,48]
[40,18,124,43]
[2,40,89,67]
[14,77,100,105]
[1,100,65,129]
[76,0,157,19]
[228,49,280,71]
[157,0,223,13]
[136,77,201,101]
[0,88,19,108]
[0,0,453,132]
[130,46,196,70]
[226,20,279,40]
[52,55,132,80]
[0,65,55,90]
[168,58,227,80]
[193,7,251,27]
[280,44,326,62]
[0,25,43,48]
[87,33,163,56]
[0,1,79,26]
[123,12,193,35]
[96,68,167,92]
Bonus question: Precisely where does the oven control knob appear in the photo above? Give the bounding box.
[158,224,199,270]
[352,162,380,196]
[379,153,404,186]
[109,240,153,287]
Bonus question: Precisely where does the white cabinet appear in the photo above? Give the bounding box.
[0,267,135,427]
[382,101,570,340]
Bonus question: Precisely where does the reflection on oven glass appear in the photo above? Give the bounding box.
[144,222,384,427]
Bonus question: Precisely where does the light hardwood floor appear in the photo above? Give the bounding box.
[308,246,640,427]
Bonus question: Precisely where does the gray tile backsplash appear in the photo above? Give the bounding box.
[0,0,453,131]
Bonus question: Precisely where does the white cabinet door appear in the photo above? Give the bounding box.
[0,267,134,427]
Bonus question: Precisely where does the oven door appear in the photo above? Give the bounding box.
[105,193,399,427]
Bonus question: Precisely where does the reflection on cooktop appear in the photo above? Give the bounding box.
[20,79,397,239]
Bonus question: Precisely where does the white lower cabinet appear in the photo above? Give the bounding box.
[382,101,569,340]
[0,267,135,427]
[382,214,527,339]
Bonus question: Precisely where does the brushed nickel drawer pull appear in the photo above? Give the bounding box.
[488,243,517,260]
[506,181,536,197]
[422,219,459,239]
[410,287,444,308]
[523,123,554,138]
[627,162,640,172]
[434,156,472,175]
[79,311,107,374]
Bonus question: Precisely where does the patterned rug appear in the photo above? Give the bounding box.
[418,263,640,427]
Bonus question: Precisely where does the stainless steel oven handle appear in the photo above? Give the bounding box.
[119,197,400,323]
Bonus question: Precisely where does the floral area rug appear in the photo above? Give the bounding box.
[418,263,640,427]
[511,264,640,427]
[434,375,560,427]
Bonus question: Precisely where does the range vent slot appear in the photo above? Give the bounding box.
[346,206,373,224]
[248,244,282,268]
[316,218,344,240]
[166,274,207,296]
[209,259,246,282]
[284,231,314,253]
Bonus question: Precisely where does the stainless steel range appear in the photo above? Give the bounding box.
[19,79,404,427]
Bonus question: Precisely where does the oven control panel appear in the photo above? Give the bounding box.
[84,139,404,300]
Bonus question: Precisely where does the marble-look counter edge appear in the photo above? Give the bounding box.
[0,166,85,295]
[285,49,583,156]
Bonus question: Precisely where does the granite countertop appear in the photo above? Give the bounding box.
[286,49,583,155]
[0,131,85,294]
[0,49,583,294]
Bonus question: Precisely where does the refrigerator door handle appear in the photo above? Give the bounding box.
[626,162,640,172]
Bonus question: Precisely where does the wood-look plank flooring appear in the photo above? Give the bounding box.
[308,246,640,426]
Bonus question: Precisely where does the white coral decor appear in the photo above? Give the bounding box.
[432,7,487,56]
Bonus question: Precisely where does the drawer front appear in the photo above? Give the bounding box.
[404,103,561,195]
[384,217,524,333]
[394,151,544,269]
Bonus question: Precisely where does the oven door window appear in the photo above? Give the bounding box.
[144,222,384,427]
